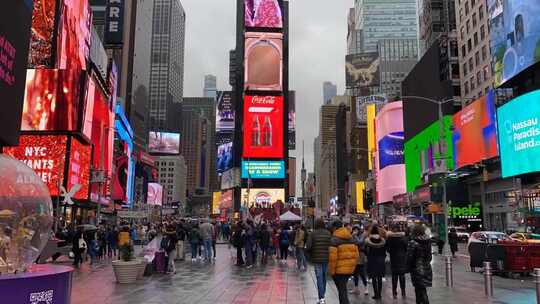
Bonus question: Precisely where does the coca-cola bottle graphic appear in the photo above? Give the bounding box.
[251,115,261,146]
[262,115,273,146]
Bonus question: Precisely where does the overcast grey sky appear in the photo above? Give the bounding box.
[182,0,351,190]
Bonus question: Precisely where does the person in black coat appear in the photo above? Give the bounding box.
[448,228,459,258]
[386,225,409,298]
[407,223,433,304]
[231,223,245,266]
[364,226,386,300]
[259,224,271,265]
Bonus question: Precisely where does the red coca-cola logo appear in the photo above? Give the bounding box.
[254,192,272,204]
[251,96,276,105]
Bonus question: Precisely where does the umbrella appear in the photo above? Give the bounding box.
[279,211,302,222]
[77,224,98,231]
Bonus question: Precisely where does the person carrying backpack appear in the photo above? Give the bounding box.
[279,226,291,263]
[231,223,245,266]
[162,224,178,274]
[189,223,202,262]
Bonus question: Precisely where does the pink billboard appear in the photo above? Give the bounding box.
[375,101,405,204]
[147,183,163,206]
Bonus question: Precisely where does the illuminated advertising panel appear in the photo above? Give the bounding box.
[149,132,180,155]
[67,136,91,200]
[212,192,221,215]
[288,92,296,150]
[488,0,540,87]
[220,189,233,209]
[112,156,129,202]
[104,0,125,45]
[242,160,285,179]
[3,135,68,196]
[0,0,33,146]
[217,132,234,173]
[56,0,92,70]
[452,91,498,169]
[375,102,405,204]
[497,89,540,178]
[147,183,163,206]
[367,104,376,170]
[345,53,380,88]
[244,32,283,91]
[355,181,366,214]
[244,0,283,28]
[28,0,58,67]
[22,69,84,131]
[241,188,285,208]
[216,91,235,132]
[243,95,284,158]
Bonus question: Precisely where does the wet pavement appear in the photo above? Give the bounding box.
[70,244,536,304]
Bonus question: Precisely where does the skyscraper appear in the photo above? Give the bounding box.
[418,0,456,56]
[204,74,217,98]
[148,0,186,130]
[323,81,337,105]
[378,39,418,99]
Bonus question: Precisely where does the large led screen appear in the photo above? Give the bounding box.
[220,189,233,209]
[497,89,540,178]
[452,91,498,169]
[244,32,283,91]
[217,132,234,173]
[244,0,283,28]
[288,92,296,150]
[112,156,129,202]
[147,183,163,206]
[345,53,380,88]
[243,95,284,158]
[149,132,180,155]
[67,136,91,200]
[212,192,221,215]
[0,0,33,146]
[242,160,285,179]
[22,69,84,131]
[3,135,68,196]
[488,0,540,87]
[56,0,92,70]
[375,102,405,204]
[28,0,58,67]
[216,91,235,132]
[241,188,285,208]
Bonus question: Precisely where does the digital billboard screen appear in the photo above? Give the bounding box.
[216,91,235,132]
[243,95,284,158]
[147,183,163,206]
[244,32,283,91]
[28,0,58,68]
[149,131,180,155]
[497,89,540,178]
[452,91,498,169]
[22,68,84,132]
[3,135,68,196]
[488,0,540,87]
[56,0,92,70]
[242,160,285,179]
[241,188,285,208]
[288,92,296,150]
[67,136,91,200]
[220,189,233,209]
[212,192,221,215]
[244,0,283,28]
[217,132,234,173]
[0,0,33,146]
[112,156,129,202]
[345,53,380,88]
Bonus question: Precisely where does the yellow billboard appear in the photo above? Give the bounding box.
[212,192,221,215]
[241,188,285,208]
[355,181,366,214]
[367,104,376,170]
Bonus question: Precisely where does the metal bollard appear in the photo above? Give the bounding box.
[534,268,540,304]
[484,261,493,297]
[445,256,453,287]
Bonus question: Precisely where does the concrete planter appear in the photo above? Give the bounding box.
[136,259,147,280]
[112,260,139,284]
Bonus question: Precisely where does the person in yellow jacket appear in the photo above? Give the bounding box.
[328,221,360,304]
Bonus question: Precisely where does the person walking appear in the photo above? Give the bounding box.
[176,220,186,261]
[407,223,433,304]
[200,220,214,262]
[259,223,271,265]
[386,224,409,299]
[189,223,202,262]
[72,227,85,268]
[364,225,387,300]
[350,226,369,296]
[306,218,332,304]
[244,220,256,268]
[328,221,359,304]
[212,221,218,261]
[162,224,178,274]
[278,226,291,263]
[232,223,245,266]
[448,228,459,258]
[294,225,307,270]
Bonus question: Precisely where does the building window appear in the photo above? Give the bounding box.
[463,63,468,76]
[471,76,476,90]
[474,33,479,46]
[461,45,467,57]
[475,51,480,66]
[169,162,174,166]
[469,57,474,71]
[466,20,470,34]
[484,66,490,81]
[477,71,482,86]
[471,0,476,6]
[479,5,484,20]
[465,81,470,95]
[480,25,486,40]
[468,39,472,52]
[465,1,470,15]
[481,45,487,61]
[472,13,477,27]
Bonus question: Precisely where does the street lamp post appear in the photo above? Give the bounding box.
[401,96,456,257]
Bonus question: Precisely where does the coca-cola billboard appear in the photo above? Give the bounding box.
[243,95,284,159]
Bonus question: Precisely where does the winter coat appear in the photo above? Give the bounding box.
[448,231,459,253]
[232,229,244,248]
[328,227,359,276]
[279,229,290,246]
[294,229,306,248]
[386,232,409,275]
[189,228,202,244]
[352,234,367,265]
[407,234,433,288]
[365,235,387,278]
[306,228,331,264]
[199,222,214,241]
[259,229,271,249]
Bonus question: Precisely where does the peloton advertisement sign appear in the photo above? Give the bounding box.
[243,95,284,158]
[497,89,540,178]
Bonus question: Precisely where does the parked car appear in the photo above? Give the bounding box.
[467,231,510,251]
[449,227,470,242]
[509,232,540,244]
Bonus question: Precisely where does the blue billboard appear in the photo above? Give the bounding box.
[241,160,285,179]
[378,131,404,170]
[497,89,540,178]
